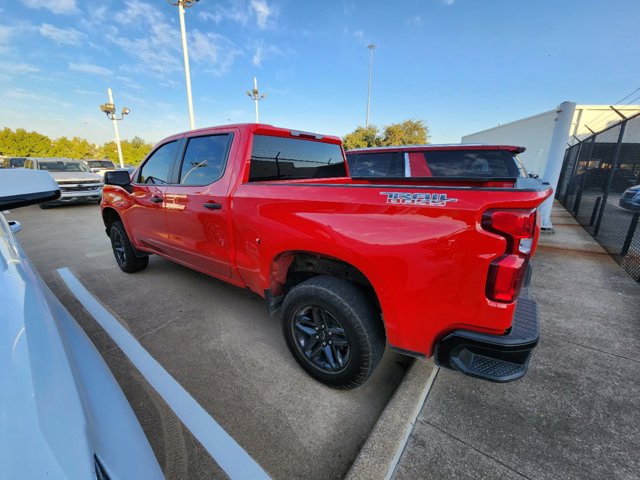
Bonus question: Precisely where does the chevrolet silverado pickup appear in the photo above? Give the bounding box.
[101,124,551,389]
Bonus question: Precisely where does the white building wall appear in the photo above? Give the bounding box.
[462,109,557,176]
[462,104,640,175]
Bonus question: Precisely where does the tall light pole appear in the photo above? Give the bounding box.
[366,43,376,128]
[167,0,198,130]
[246,77,266,123]
[99,88,130,168]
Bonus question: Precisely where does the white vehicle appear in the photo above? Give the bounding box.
[24,158,103,208]
[0,168,162,478]
[81,159,117,179]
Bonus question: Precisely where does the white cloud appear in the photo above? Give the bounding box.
[0,25,12,43]
[199,2,250,27]
[21,0,77,14]
[82,5,108,28]
[250,0,274,29]
[69,62,112,76]
[0,61,39,74]
[5,88,71,108]
[198,1,276,29]
[109,3,182,76]
[114,0,162,26]
[252,45,263,67]
[189,31,243,76]
[108,1,241,78]
[406,15,422,26]
[39,23,84,45]
[251,41,284,67]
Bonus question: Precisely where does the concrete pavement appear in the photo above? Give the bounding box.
[351,202,640,480]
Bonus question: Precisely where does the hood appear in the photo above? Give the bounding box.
[0,214,94,478]
[48,171,103,183]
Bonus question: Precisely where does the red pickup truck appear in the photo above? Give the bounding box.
[101,124,551,389]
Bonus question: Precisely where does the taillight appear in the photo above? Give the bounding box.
[482,209,536,303]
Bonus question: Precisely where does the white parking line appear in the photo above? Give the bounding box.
[57,267,271,480]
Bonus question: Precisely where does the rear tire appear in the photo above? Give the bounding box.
[281,275,385,389]
[109,221,149,273]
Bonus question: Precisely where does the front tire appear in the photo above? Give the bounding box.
[109,221,149,273]
[281,275,385,389]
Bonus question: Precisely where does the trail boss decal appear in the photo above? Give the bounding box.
[380,192,458,207]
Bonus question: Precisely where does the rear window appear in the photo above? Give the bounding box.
[347,149,522,178]
[347,152,404,177]
[38,161,89,172]
[421,150,520,177]
[249,135,346,181]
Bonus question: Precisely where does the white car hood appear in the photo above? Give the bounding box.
[0,213,161,479]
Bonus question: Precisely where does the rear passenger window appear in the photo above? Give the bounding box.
[249,135,346,181]
[138,141,179,184]
[177,134,231,185]
[422,150,520,178]
[347,153,404,177]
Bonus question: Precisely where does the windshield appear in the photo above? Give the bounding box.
[38,161,90,173]
[87,160,115,168]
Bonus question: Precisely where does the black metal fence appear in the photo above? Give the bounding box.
[556,112,640,282]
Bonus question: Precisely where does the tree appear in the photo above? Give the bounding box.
[343,120,429,150]
[381,120,429,146]
[98,136,154,165]
[343,125,381,150]
[0,128,52,157]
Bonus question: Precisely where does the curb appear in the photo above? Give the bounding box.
[345,359,439,480]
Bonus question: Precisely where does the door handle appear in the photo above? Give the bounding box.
[203,202,222,210]
[150,196,163,203]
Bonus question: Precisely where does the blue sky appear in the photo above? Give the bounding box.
[1,0,639,145]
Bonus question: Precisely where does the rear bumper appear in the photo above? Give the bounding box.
[434,296,539,382]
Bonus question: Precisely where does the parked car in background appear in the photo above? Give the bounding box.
[24,158,103,208]
[1,156,27,168]
[619,184,640,211]
[0,168,162,479]
[81,159,117,179]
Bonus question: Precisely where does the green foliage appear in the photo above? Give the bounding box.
[0,128,51,157]
[49,136,97,159]
[343,120,429,150]
[0,127,153,164]
[343,125,382,150]
[381,120,429,146]
[97,136,154,166]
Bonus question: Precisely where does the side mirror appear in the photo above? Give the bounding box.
[8,220,22,234]
[105,170,133,193]
[0,169,60,210]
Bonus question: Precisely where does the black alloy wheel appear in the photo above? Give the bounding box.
[109,221,149,273]
[281,275,385,389]
[292,305,351,372]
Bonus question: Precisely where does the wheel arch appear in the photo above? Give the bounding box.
[267,251,383,330]
[102,207,122,236]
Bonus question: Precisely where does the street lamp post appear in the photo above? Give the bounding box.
[246,77,266,123]
[167,0,198,130]
[99,87,130,168]
[366,43,376,128]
